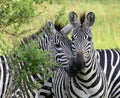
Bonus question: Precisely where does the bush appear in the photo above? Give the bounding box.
[8,40,56,90]
[0,0,50,34]
[0,0,52,54]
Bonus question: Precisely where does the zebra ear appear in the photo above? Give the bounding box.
[46,20,56,34]
[85,12,95,26]
[60,24,73,37]
[69,11,79,27]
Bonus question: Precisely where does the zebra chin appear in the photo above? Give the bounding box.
[64,57,85,77]
[64,66,78,77]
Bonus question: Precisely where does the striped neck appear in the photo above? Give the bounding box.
[70,51,108,97]
[76,50,98,80]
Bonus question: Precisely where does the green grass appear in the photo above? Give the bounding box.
[0,0,120,54]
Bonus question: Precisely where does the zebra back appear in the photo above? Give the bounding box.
[96,49,120,97]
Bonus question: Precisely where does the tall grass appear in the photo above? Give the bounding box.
[30,0,120,49]
[0,0,120,54]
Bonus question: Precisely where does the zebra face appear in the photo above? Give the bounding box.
[69,11,95,68]
[53,27,74,67]
[65,55,86,77]
[45,20,74,66]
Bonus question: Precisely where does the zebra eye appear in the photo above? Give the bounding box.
[87,36,92,41]
[72,36,74,41]
[55,44,61,48]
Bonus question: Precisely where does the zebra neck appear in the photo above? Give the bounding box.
[71,52,108,97]
[77,51,99,80]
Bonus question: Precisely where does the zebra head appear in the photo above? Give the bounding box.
[46,20,72,36]
[46,20,74,67]
[46,21,80,77]
[68,11,95,75]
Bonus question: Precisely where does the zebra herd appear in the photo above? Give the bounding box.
[0,11,120,98]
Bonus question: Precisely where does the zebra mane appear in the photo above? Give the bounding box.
[20,27,45,47]
[20,20,65,47]
[80,12,86,25]
[54,20,65,32]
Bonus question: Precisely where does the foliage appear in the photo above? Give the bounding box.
[55,7,66,21]
[0,0,120,53]
[80,0,120,4]
[8,40,57,89]
[0,0,51,54]
[0,0,50,34]
[0,0,32,34]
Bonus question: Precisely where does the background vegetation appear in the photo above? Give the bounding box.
[8,40,56,89]
[0,0,120,54]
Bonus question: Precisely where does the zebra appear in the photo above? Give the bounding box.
[39,20,72,54]
[48,11,107,98]
[0,55,13,98]
[0,29,44,98]
[39,11,120,98]
[46,20,73,67]
[38,20,74,98]
[0,25,49,98]
[0,33,39,97]
[68,11,120,97]
[0,20,73,98]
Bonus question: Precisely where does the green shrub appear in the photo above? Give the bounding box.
[0,0,50,35]
[55,6,67,25]
[8,40,56,90]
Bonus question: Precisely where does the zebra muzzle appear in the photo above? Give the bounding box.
[64,55,85,77]
[74,52,86,72]
[64,64,78,77]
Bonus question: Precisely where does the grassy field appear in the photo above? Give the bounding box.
[0,0,120,54]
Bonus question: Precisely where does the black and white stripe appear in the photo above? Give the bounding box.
[38,20,73,98]
[67,11,120,98]
[0,26,52,98]
[96,49,120,97]
[39,12,120,98]
[0,55,13,98]
[0,20,72,98]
